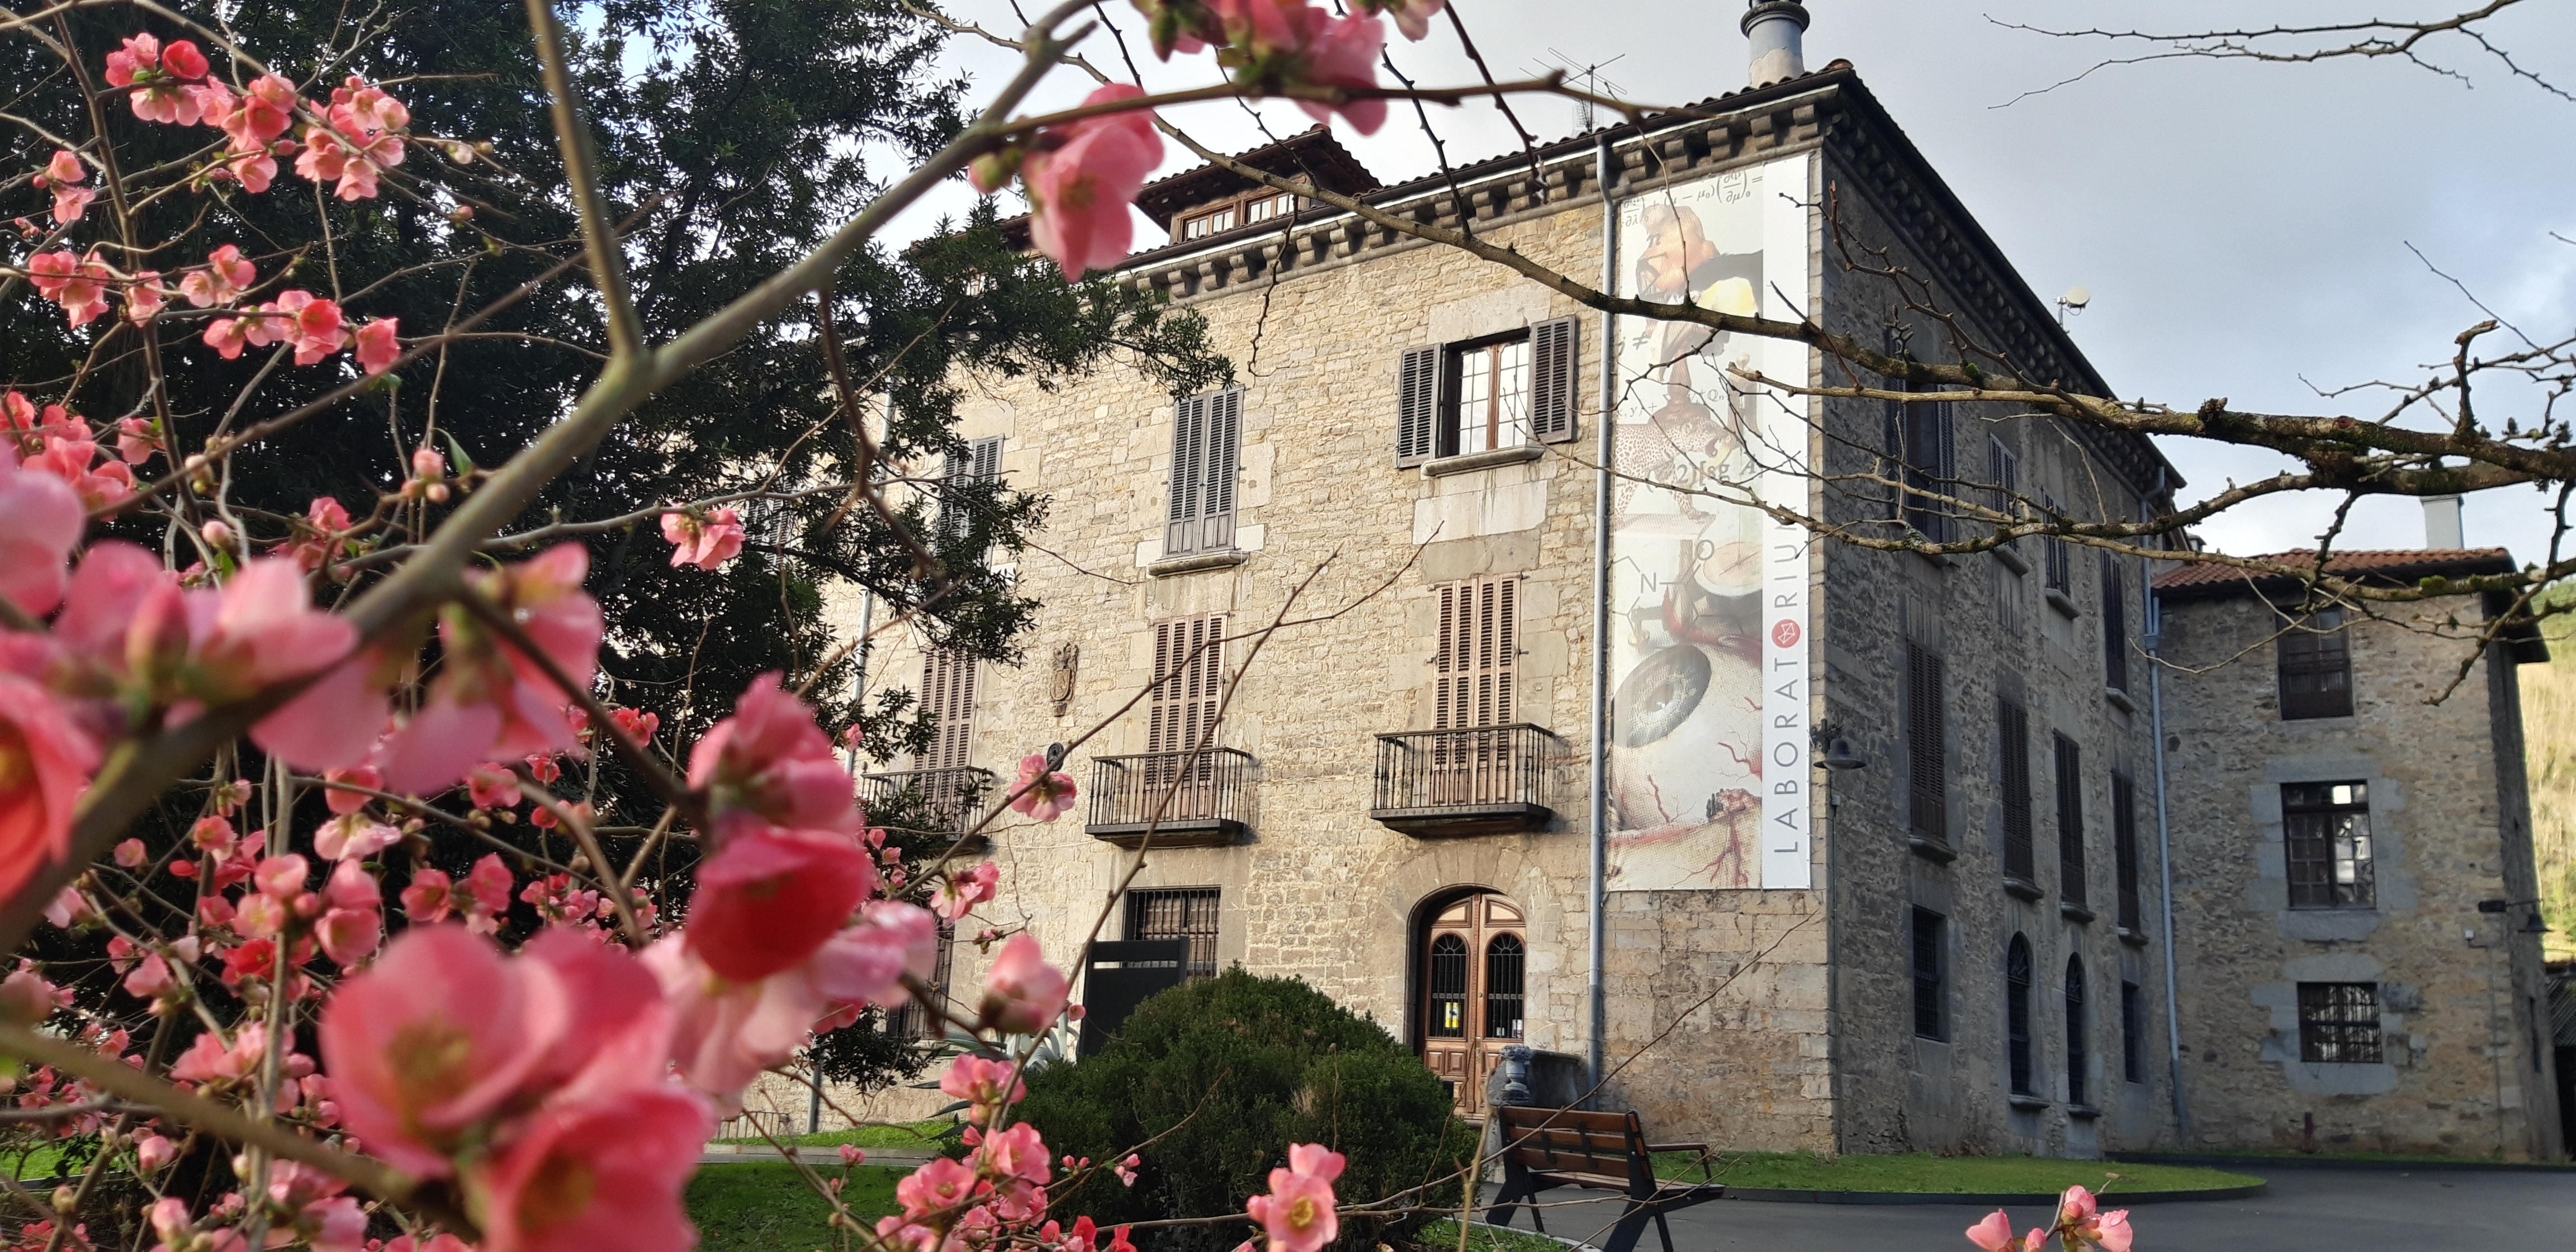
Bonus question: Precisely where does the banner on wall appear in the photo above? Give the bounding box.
[1603,152,1815,892]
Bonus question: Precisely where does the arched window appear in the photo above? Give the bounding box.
[2064,957,2089,1107]
[2006,936,2034,1097]
[1427,935,1469,1038]
[1483,933,1526,1040]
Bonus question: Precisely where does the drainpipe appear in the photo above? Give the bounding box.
[2146,475,2189,1140]
[1587,133,1619,1101]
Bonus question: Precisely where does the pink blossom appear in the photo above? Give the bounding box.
[41,149,82,186]
[660,506,746,570]
[217,148,278,195]
[113,417,158,465]
[224,75,300,149]
[938,1054,1027,1118]
[1019,84,1162,280]
[355,317,399,374]
[1115,1154,1141,1187]
[159,40,209,82]
[1370,0,1443,41]
[315,859,382,965]
[687,824,877,981]
[202,316,252,358]
[932,860,1000,921]
[0,967,57,1024]
[977,1122,1052,1187]
[376,544,601,795]
[1009,753,1079,823]
[24,435,134,508]
[466,1085,712,1252]
[609,706,660,747]
[896,1158,985,1218]
[688,672,860,837]
[466,764,523,810]
[112,838,145,868]
[0,670,98,912]
[977,933,1069,1036]
[0,444,86,618]
[1201,0,1386,134]
[107,35,212,125]
[839,1144,866,1166]
[179,245,256,308]
[316,926,569,1176]
[122,951,177,999]
[2053,1187,2130,1252]
[171,1022,267,1085]
[1246,1155,1338,1252]
[519,928,673,1099]
[49,184,94,225]
[1286,1144,1344,1182]
[134,1134,175,1172]
[320,765,381,817]
[647,902,934,1106]
[28,250,111,326]
[122,271,166,322]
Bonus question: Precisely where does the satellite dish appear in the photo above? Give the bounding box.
[2061,286,2092,310]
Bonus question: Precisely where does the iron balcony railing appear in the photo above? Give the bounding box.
[859,766,995,839]
[1085,748,1254,847]
[1370,724,1564,837]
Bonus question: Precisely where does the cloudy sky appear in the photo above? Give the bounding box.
[908,1,2576,564]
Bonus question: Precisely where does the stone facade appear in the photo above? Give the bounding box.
[2156,562,2564,1159]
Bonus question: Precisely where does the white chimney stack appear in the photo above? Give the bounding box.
[1743,2,1811,87]
[2423,495,2464,549]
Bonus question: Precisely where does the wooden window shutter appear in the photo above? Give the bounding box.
[2101,554,2129,691]
[2055,732,2086,904]
[1906,641,1947,844]
[1396,347,1439,466]
[1530,317,1579,444]
[1165,390,1240,556]
[939,437,1001,542]
[1999,698,2034,882]
[1202,388,1239,551]
[1165,393,1206,555]
[918,647,978,772]
[1148,615,1225,755]
[1433,577,1516,730]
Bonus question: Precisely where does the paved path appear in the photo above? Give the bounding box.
[1494,1166,2576,1252]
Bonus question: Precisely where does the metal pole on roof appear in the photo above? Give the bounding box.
[1587,132,1619,1102]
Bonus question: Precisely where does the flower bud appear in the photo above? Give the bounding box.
[412,447,446,480]
[199,519,233,548]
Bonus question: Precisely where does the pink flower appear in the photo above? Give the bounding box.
[687,825,878,981]
[1246,1158,1338,1252]
[609,706,660,748]
[49,184,93,225]
[2054,1187,2130,1252]
[320,765,381,816]
[647,902,935,1106]
[203,316,252,358]
[134,1134,175,1172]
[0,445,86,618]
[315,859,382,965]
[0,671,98,913]
[932,861,1000,921]
[977,933,1068,1036]
[159,40,209,81]
[688,672,861,837]
[1018,84,1162,280]
[315,926,569,1175]
[896,1158,984,1218]
[465,1084,712,1252]
[113,417,157,466]
[466,763,523,810]
[41,149,82,186]
[1964,1211,2019,1252]
[660,506,746,570]
[939,1054,1026,1118]
[1200,0,1386,134]
[839,1145,866,1166]
[1286,1144,1344,1182]
[376,544,602,795]
[224,75,300,149]
[355,317,399,374]
[1369,0,1442,41]
[1009,754,1078,823]
[107,34,212,125]
[124,271,165,323]
[1295,9,1387,134]
[179,244,256,307]
[29,250,111,326]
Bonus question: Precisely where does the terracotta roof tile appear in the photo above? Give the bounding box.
[2153,548,2516,596]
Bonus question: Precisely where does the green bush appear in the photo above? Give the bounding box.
[1017,969,1476,1252]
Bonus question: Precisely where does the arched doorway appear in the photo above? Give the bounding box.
[1417,890,1526,1117]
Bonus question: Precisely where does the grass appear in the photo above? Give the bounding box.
[2520,583,2576,961]
[1650,1151,2258,1196]
[687,1162,903,1252]
[1416,1219,1571,1252]
[713,1118,960,1151]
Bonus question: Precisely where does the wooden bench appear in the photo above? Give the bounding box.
[1484,1106,1723,1252]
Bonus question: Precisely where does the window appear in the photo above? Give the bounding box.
[1987,438,2021,547]
[918,647,979,772]
[2055,734,2086,906]
[2112,772,2142,932]
[1906,642,1947,846]
[1164,388,1242,557]
[2006,935,2035,1096]
[1180,206,1235,239]
[1483,933,1526,1040]
[886,921,956,1039]
[939,435,1003,542]
[1125,887,1220,981]
[2297,982,2383,1063]
[1148,615,1227,756]
[2120,980,2146,1084]
[2283,781,2374,908]
[1900,392,1955,542]
[1911,908,1947,1040]
[1427,934,1468,1038]
[1999,699,2035,885]
[1178,191,1300,240]
[2064,957,2089,1106]
[2042,494,2073,596]
[1240,191,1299,224]
[2101,554,2129,693]
[2277,609,2354,719]
[1434,578,1516,731]
[1395,319,1576,466]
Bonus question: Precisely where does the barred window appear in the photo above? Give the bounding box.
[1999,699,2035,884]
[1906,642,1948,846]
[2283,781,2374,909]
[2277,610,2354,720]
[2064,957,2089,1107]
[1911,908,1946,1040]
[2120,980,2146,1084]
[2298,982,2383,1064]
[1124,887,1220,981]
[2112,772,2143,932]
[2006,935,2035,1097]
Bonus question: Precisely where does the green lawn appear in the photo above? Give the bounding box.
[1417,1219,1570,1252]
[2117,1147,2575,1169]
[713,1118,960,1151]
[1651,1151,2258,1195]
[687,1163,903,1252]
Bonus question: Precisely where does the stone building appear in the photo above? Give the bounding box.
[2153,548,2564,1159]
[820,3,2228,1160]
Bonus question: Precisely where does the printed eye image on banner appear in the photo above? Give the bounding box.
[1604,152,1814,892]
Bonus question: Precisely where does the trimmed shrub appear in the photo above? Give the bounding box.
[1017,969,1475,1252]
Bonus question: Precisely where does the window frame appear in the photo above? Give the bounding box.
[2296,981,2384,1064]
[1999,698,2036,885]
[1440,330,1537,458]
[1164,388,1243,558]
[2006,935,2036,1097]
[1125,886,1222,981]
[1899,389,1955,542]
[1906,642,1948,847]
[2064,957,2089,1107]
[2112,771,2143,932]
[2282,780,2376,909]
[2120,979,2146,1085]
[1176,190,1303,240]
[2277,609,2355,719]
[2054,733,2086,906]
[2101,553,2130,693]
[1911,908,1947,1041]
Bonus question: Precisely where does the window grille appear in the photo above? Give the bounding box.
[2006,936,2035,1096]
[2283,781,2375,908]
[1999,699,2035,884]
[2120,980,2146,1084]
[1906,642,1948,846]
[2054,733,2086,905]
[918,648,978,772]
[2297,982,2383,1063]
[2064,957,2089,1106]
[1427,935,1469,1038]
[1165,389,1242,557]
[1124,887,1220,981]
[1482,933,1526,1040]
[2277,609,2354,719]
[884,922,955,1040]
[2112,772,2142,931]
[1911,908,1946,1040]
[2101,554,2130,692]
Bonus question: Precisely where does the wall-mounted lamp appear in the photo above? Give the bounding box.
[1811,720,1867,772]
[2475,898,2550,935]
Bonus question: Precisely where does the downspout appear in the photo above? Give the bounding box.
[1587,134,1619,1100]
[2146,474,2188,1140]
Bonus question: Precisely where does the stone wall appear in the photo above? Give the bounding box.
[2157,594,2564,1158]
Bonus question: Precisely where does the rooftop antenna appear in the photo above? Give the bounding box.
[2056,285,2091,327]
[1537,49,1626,134]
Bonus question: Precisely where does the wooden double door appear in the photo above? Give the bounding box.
[1419,892,1526,1118]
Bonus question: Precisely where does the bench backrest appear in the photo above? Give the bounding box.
[1493,1106,1649,1192]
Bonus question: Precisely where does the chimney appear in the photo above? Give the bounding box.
[2423,495,2464,549]
[1742,2,1811,87]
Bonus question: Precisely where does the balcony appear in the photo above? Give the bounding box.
[859,767,995,850]
[1085,748,1255,848]
[1369,724,1564,838]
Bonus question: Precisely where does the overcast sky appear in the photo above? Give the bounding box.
[907,1,2576,564]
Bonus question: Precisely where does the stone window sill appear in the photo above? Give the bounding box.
[2006,1095,2051,1113]
[2045,588,2081,618]
[1994,544,2031,575]
[2061,900,2096,923]
[2066,1103,2103,1121]
[2105,687,2138,715]
[1148,549,1248,578]
[1907,836,1958,865]
[1424,444,1543,477]
[2004,876,2044,903]
[2118,926,2149,947]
